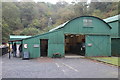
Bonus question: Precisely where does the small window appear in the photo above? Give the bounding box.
[83,19,93,27]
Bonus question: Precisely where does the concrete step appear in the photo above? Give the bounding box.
[65,55,85,58]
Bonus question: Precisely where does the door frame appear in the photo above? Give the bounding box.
[40,39,48,57]
[64,34,86,56]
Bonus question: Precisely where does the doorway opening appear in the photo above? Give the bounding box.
[65,34,85,56]
[40,39,48,57]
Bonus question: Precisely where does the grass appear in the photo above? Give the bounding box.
[89,57,120,66]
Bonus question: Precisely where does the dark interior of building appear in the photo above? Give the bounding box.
[65,34,85,56]
[40,39,48,57]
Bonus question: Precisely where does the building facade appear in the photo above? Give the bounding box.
[104,14,120,56]
[22,16,112,58]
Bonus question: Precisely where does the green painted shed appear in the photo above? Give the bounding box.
[104,14,120,56]
[22,16,112,58]
[8,35,32,54]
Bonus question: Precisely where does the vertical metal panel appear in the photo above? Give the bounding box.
[48,30,64,57]
[48,44,64,57]
[111,38,120,56]
[86,35,111,56]
[49,30,64,44]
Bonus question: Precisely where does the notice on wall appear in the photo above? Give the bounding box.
[88,43,92,47]
[33,44,39,48]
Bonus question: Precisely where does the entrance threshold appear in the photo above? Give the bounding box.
[65,55,85,59]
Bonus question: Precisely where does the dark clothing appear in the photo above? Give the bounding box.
[19,44,22,58]
[12,43,17,57]
[12,44,17,51]
[19,44,22,52]
[80,42,85,56]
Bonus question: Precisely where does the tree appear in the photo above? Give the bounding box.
[118,1,120,14]
[20,27,41,35]
[2,2,119,43]
[92,9,104,18]
[16,2,35,28]
[28,19,42,29]
[2,2,22,42]
[2,20,11,42]
[73,2,89,17]
[2,2,22,30]
[89,2,118,18]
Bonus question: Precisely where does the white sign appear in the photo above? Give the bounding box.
[33,44,39,47]
[88,43,92,47]
[24,44,28,48]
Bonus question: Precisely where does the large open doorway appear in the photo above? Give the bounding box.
[40,39,48,57]
[65,34,85,56]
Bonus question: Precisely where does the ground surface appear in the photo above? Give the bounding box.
[2,54,119,78]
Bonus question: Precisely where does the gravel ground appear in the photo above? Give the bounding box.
[1,54,119,78]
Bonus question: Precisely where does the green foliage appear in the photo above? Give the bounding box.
[20,27,42,35]
[2,2,22,30]
[89,2,118,19]
[2,20,11,42]
[2,2,119,42]
[73,2,89,16]
[92,10,103,18]
[28,19,41,29]
[119,2,120,14]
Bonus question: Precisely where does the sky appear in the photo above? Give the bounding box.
[31,0,119,4]
[3,0,119,3]
[17,0,91,4]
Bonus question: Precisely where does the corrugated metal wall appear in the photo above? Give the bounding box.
[48,30,64,57]
[86,35,111,56]
[23,16,111,58]
[111,38,120,56]
[118,19,120,37]
[23,37,40,58]
[107,20,120,56]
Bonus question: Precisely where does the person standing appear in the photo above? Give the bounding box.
[12,43,17,57]
[19,44,22,58]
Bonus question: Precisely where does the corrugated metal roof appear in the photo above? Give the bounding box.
[103,14,120,23]
[49,21,69,32]
[9,35,31,41]
[10,35,31,38]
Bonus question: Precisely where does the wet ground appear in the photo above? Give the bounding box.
[1,54,119,78]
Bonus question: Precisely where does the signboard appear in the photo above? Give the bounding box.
[88,43,92,47]
[33,44,39,48]
[24,44,28,48]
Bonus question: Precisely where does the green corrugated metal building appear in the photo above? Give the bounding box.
[104,14,120,56]
[21,16,112,58]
